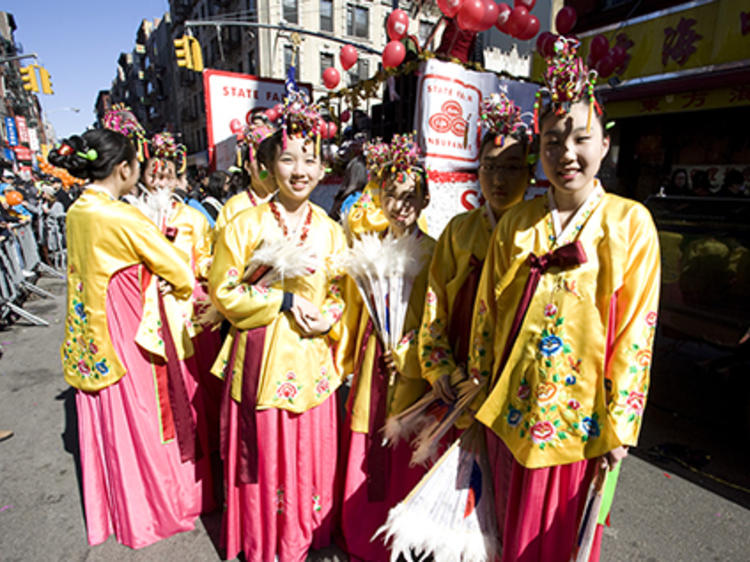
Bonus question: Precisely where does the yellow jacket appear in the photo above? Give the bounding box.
[209,201,348,413]
[470,191,661,468]
[61,188,194,392]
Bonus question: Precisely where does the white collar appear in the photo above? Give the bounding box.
[547,180,604,244]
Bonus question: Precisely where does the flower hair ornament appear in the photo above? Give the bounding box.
[479,92,533,148]
[150,131,188,174]
[279,90,325,157]
[533,36,601,134]
[364,132,423,185]
[237,122,275,167]
[102,103,150,162]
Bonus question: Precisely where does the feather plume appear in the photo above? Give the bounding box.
[131,187,176,230]
[374,425,499,562]
[243,238,321,286]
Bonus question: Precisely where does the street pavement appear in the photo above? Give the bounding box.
[1,276,748,561]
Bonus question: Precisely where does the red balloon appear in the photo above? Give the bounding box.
[495,3,512,32]
[437,0,464,19]
[517,14,539,40]
[323,67,340,89]
[387,9,409,41]
[273,103,283,115]
[457,0,486,31]
[229,118,243,135]
[536,31,556,56]
[555,6,577,35]
[514,0,535,9]
[589,34,609,63]
[340,110,351,122]
[506,6,529,37]
[327,121,338,139]
[478,1,499,32]
[595,54,616,78]
[611,45,628,67]
[265,107,279,122]
[382,40,406,68]
[340,45,358,71]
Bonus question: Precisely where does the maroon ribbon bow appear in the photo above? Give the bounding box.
[497,241,588,378]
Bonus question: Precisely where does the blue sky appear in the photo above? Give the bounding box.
[4,0,170,139]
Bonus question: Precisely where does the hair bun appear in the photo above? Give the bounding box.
[48,135,94,180]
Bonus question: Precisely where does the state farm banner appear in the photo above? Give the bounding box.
[203,69,312,166]
[416,59,538,172]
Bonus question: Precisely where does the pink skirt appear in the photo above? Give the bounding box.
[340,426,425,562]
[223,397,339,562]
[486,428,604,562]
[76,266,213,549]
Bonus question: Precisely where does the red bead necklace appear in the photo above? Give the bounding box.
[247,189,258,207]
[269,198,313,243]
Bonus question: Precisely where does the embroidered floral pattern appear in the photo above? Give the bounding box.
[314,367,332,399]
[62,280,111,381]
[275,371,302,403]
[276,488,285,514]
[312,493,322,513]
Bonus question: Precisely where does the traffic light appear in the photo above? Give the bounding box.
[20,65,39,92]
[188,37,203,72]
[174,36,193,69]
[38,66,53,95]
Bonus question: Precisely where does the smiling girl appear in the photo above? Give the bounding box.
[467,39,661,561]
[339,133,436,561]
[208,91,347,562]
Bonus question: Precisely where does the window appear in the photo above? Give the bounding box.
[283,0,298,24]
[348,58,369,85]
[284,44,295,74]
[320,0,333,32]
[347,4,369,39]
[419,20,432,46]
[320,52,334,72]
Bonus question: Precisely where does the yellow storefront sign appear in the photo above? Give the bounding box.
[533,0,750,82]
[606,84,750,118]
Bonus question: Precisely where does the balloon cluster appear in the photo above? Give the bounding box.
[586,34,628,79]
[437,0,540,41]
[37,154,86,189]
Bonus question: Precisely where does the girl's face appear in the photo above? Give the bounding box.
[380,172,428,236]
[272,136,324,208]
[478,137,529,216]
[674,171,687,188]
[540,101,609,197]
[143,158,177,191]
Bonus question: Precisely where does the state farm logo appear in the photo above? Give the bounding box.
[428,100,467,138]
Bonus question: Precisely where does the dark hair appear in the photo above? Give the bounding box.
[206,171,228,200]
[538,94,608,136]
[381,164,429,198]
[48,129,136,181]
[723,169,743,188]
[261,129,323,168]
[479,129,532,161]
[669,168,689,187]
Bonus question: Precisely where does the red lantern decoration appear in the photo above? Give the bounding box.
[495,3,512,32]
[536,31,556,56]
[340,45,358,71]
[555,6,577,35]
[595,55,616,78]
[611,45,628,68]
[382,40,406,68]
[478,1,499,32]
[506,6,529,37]
[514,0,535,9]
[437,0,464,19]
[589,34,609,63]
[387,9,409,41]
[457,0,486,31]
[517,14,539,40]
[5,190,23,206]
[340,109,351,122]
[323,67,340,89]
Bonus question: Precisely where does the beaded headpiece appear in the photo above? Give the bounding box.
[150,131,187,174]
[238,123,275,164]
[364,132,423,184]
[280,90,325,157]
[533,37,601,134]
[102,103,149,162]
[479,92,532,147]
